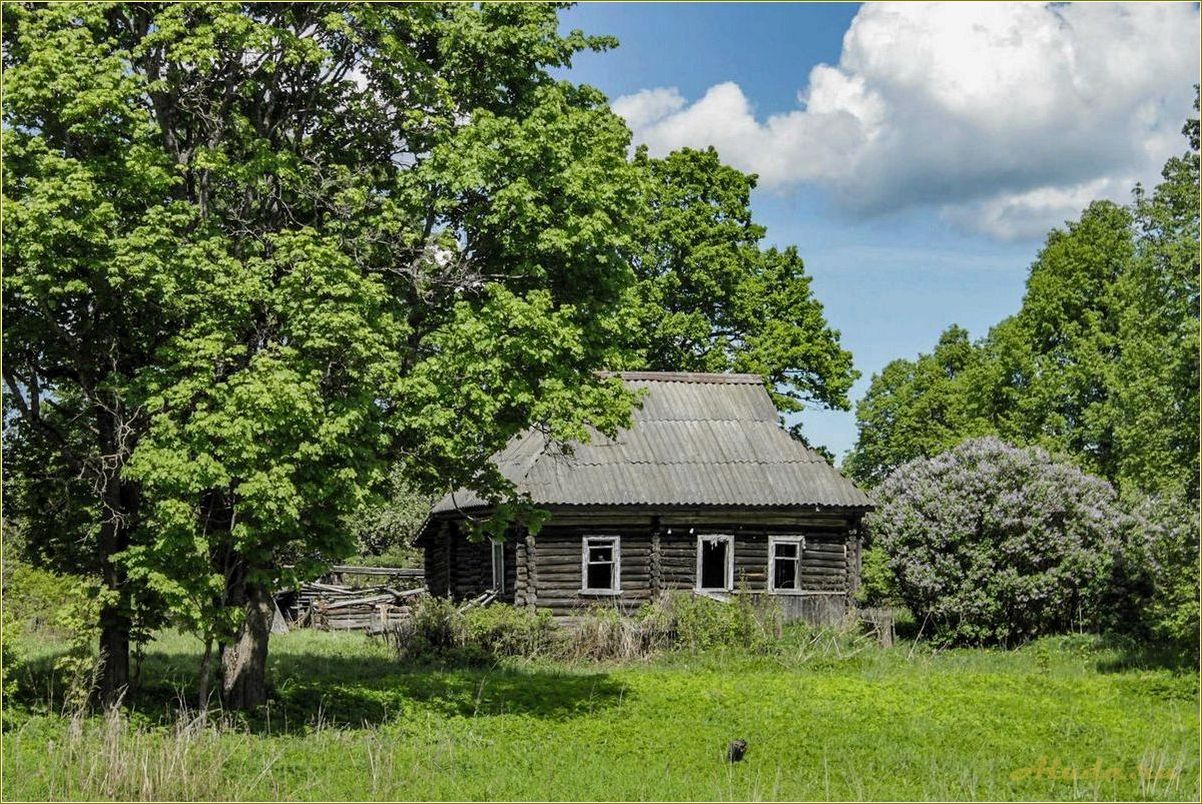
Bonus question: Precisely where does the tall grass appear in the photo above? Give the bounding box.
[4,624,1197,801]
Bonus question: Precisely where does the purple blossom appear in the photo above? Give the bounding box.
[867,437,1127,646]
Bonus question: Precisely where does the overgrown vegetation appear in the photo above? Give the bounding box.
[3,628,1196,801]
[385,593,782,665]
[1,1,859,710]
[868,438,1128,646]
[848,93,1200,657]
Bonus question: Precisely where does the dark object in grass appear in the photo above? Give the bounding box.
[727,739,748,762]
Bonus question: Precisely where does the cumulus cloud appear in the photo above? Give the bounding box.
[614,2,1200,239]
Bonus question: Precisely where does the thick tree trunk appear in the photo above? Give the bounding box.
[97,606,130,706]
[220,580,272,710]
[96,436,135,706]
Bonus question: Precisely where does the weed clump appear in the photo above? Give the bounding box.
[386,598,556,663]
[389,592,785,664]
[554,592,784,662]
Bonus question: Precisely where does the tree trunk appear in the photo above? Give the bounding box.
[96,457,134,706]
[197,637,215,714]
[97,606,130,706]
[220,580,272,710]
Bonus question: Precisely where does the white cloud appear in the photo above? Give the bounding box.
[614,2,1200,240]
[610,87,687,131]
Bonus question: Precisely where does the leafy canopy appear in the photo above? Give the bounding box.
[3,1,640,650]
[621,147,857,424]
[846,91,1199,502]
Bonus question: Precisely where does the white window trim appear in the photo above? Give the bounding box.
[581,535,621,595]
[489,537,505,594]
[695,533,735,592]
[768,535,806,594]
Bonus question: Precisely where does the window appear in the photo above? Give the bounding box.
[696,534,734,591]
[581,536,620,593]
[490,538,505,593]
[769,535,805,592]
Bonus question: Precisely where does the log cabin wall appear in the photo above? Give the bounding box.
[527,524,654,618]
[422,523,518,604]
[423,507,864,622]
[422,522,451,597]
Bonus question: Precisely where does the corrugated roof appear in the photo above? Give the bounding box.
[432,372,872,513]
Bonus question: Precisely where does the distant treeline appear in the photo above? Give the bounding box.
[847,89,1200,508]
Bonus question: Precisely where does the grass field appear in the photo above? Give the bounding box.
[3,626,1198,801]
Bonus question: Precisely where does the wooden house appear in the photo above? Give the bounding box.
[415,372,873,622]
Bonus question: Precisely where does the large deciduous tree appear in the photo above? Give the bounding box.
[3,2,639,708]
[1113,94,1200,501]
[622,147,857,435]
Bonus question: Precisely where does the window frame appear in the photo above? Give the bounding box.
[489,537,505,594]
[768,535,806,594]
[695,533,735,592]
[580,535,621,595]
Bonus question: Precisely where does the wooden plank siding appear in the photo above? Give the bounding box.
[422,523,518,604]
[423,508,864,622]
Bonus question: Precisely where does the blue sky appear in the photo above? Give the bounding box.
[555,2,1200,462]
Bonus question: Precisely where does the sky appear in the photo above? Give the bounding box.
[554,1,1200,462]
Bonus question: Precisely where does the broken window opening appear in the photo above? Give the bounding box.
[582,536,620,593]
[697,534,733,591]
[770,536,804,592]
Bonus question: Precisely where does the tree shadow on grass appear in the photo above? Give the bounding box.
[10,640,630,734]
[1091,636,1198,676]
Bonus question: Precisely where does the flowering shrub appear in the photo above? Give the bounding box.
[1103,493,1200,658]
[868,437,1125,646]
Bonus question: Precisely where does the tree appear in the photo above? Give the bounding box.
[847,93,1199,500]
[622,147,857,427]
[1113,90,1200,500]
[868,437,1126,646]
[983,201,1135,481]
[346,466,434,567]
[844,325,991,485]
[3,2,641,709]
[2,0,214,701]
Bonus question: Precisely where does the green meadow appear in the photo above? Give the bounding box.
[4,627,1197,801]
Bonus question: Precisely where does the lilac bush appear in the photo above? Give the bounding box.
[867,437,1125,646]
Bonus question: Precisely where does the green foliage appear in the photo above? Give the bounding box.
[562,593,783,660]
[854,543,900,607]
[2,527,90,702]
[1,602,20,702]
[51,581,112,712]
[1113,92,1201,501]
[1105,494,1200,658]
[2,529,79,637]
[847,92,1199,507]
[389,597,463,661]
[622,146,857,423]
[983,201,1135,481]
[650,591,781,652]
[345,467,433,565]
[3,2,644,677]
[461,605,558,659]
[845,325,993,485]
[387,598,556,663]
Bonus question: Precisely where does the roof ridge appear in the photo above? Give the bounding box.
[600,371,764,384]
[540,459,825,466]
